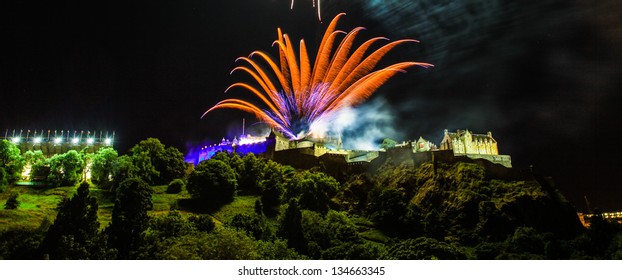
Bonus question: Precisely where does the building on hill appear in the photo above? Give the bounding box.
[188,128,513,171]
[439,129,512,168]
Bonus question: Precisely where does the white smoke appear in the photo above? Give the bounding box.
[309,97,404,150]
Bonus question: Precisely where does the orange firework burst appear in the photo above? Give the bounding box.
[203,13,433,139]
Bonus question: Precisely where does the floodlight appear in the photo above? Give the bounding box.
[11,137,20,143]
[54,137,62,144]
[72,138,79,144]
[87,138,94,144]
[34,137,42,144]
[104,138,112,145]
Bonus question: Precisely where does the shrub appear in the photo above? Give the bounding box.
[166,179,185,194]
[188,215,216,233]
[4,192,19,209]
[187,159,237,204]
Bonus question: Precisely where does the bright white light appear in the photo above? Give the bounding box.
[72,138,79,144]
[54,137,62,144]
[87,138,94,145]
[11,137,20,143]
[104,138,112,145]
[34,137,42,144]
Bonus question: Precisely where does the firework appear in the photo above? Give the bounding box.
[291,0,322,21]
[203,13,432,140]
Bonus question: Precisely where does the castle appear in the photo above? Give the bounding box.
[188,129,513,175]
[439,129,512,168]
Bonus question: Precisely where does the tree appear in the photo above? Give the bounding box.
[166,178,185,194]
[160,146,187,183]
[110,155,137,190]
[260,161,287,215]
[278,200,306,253]
[106,178,153,259]
[129,138,186,185]
[41,182,109,259]
[0,139,24,186]
[295,171,341,214]
[230,213,267,240]
[23,150,45,166]
[23,150,47,182]
[129,151,159,185]
[4,192,19,209]
[187,159,237,205]
[90,147,118,189]
[383,237,468,260]
[238,153,265,195]
[47,150,85,187]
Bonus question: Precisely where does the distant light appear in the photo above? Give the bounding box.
[104,138,112,145]
[72,138,79,144]
[34,137,42,144]
[11,137,20,143]
[54,137,62,144]
[87,138,95,145]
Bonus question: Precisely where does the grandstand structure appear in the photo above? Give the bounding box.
[2,129,114,156]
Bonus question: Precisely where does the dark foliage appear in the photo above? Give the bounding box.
[41,182,111,259]
[278,200,306,253]
[4,192,19,209]
[166,178,185,194]
[383,237,468,260]
[106,178,153,259]
[187,159,237,206]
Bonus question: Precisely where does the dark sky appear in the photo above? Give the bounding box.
[2,0,621,212]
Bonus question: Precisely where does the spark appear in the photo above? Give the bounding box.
[203,13,432,140]
[291,0,322,21]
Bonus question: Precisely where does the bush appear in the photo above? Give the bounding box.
[166,179,185,194]
[0,167,7,193]
[4,192,19,209]
[187,159,237,204]
[188,215,216,233]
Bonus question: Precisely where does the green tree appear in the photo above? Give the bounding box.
[238,153,265,195]
[23,150,45,166]
[187,159,237,205]
[23,150,47,182]
[90,147,118,189]
[278,200,306,253]
[129,151,159,185]
[260,161,287,215]
[110,155,137,190]
[0,139,24,186]
[166,178,185,194]
[295,171,341,214]
[47,150,85,187]
[230,213,267,240]
[41,182,109,259]
[383,237,468,260]
[129,138,186,185]
[161,146,187,183]
[4,192,19,209]
[106,178,153,259]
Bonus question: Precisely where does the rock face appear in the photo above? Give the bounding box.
[371,161,584,244]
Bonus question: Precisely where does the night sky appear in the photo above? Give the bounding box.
[2,0,621,212]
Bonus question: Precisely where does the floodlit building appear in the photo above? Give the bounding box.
[440,129,512,168]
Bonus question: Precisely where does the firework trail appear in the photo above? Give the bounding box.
[203,13,432,140]
[291,0,322,21]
